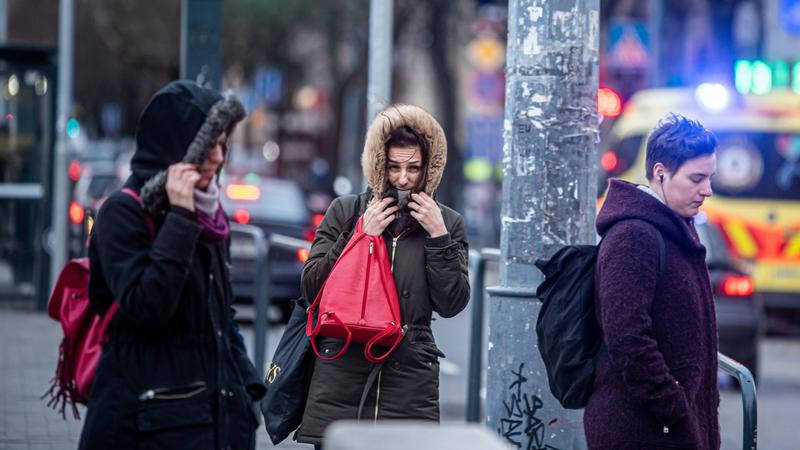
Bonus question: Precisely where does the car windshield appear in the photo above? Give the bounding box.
[87,174,119,200]
[221,178,308,223]
[712,132,800,200]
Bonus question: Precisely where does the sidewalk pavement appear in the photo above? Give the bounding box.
[0,306,303,450]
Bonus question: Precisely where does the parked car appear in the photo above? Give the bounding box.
[222,175,317,320]
[696,220,764,383]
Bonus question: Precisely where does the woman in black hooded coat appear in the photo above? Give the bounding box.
[78,81,265,449]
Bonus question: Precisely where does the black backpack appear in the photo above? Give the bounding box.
[534,221,664,409]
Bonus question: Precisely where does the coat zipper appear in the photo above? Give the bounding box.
[139,382,207,401]
[389,230,410,273]
[374,229,410,422]
[361,241,374,319]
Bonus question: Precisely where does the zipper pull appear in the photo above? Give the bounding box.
[369,241,374,254]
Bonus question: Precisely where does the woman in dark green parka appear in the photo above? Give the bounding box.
[296,104,471,448]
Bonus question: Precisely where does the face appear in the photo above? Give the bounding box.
[196,132,227,190]
[652,153,716,218]
[387,146,423,191]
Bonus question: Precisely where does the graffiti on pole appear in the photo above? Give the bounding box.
[498,363,561,450]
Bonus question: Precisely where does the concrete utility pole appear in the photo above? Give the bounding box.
[366,0,393,123]
[181,0,222,89]
[486,1,599,449]
[49,0,74,291]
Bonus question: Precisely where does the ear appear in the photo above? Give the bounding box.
[652,162,667,181]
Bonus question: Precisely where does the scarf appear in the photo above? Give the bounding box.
[194,176,229,243]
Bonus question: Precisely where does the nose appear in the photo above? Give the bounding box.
[397,170,409,187]
[700,179,713,197]
[209,144,224,165]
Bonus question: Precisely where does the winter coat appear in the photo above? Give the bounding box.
[584,179,720,450]
[295,105,470,445]
[79,81,265,450]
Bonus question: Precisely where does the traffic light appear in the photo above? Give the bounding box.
[734,59,800,95]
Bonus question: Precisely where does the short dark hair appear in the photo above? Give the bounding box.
[645,114,717,181]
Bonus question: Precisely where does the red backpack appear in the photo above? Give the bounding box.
[43,188,152,419]
[306,216,405,363]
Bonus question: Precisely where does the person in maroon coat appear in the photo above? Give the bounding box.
[585,114,721,450]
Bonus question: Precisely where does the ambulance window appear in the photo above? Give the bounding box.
[712,133,800,199]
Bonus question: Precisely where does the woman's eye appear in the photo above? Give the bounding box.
[408,166,420,173]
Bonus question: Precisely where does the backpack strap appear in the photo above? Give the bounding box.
[653,225,665,286]
[121,188,155,240]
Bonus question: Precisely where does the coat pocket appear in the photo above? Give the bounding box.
[137,382,214,450]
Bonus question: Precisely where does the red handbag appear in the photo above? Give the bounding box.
[306,217,405,363]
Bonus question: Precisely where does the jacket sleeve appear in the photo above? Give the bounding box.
[596,222,690,428]
[92,194,202,327]
[424,213,470,318]
[301,196,353,303]
[227,307,267,401]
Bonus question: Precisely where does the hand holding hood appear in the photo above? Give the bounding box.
[131,81,245,216]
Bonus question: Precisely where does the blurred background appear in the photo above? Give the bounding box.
[1,1,799,448]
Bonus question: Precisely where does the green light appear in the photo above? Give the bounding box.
[464,158,493,182]
[751,60,772,95]
[734,60,752,94]
[66,118,80,139]
[793,63,800,94]
[244,172,261,185]
[774,60,790,88]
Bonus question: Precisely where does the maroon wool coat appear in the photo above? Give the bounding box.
[584,179,720,450]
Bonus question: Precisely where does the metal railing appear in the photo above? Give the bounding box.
[229,224,311,380]
[718,353,758,449]
[465,248,758,449]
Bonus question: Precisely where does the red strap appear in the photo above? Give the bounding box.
[121,188,154,240]
[363,325,404,363]
[309,313,353,361]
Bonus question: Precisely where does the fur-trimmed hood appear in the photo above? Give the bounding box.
[130,80,245,216]
[361,104,447,200]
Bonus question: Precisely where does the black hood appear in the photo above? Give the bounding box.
[130,80,245,216]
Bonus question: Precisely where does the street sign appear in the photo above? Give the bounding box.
[607,21,649,72]
[252,66,283,107]
[781,0,800,34]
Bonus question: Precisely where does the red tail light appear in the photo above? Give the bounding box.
[720,275,754,297]
[69,201,85,224]
[68,160,82,182]
[598,87,622,118]
[297,248,310,263]
[233,208,251,224]
[601,151,618,172]
[304,227,316,242]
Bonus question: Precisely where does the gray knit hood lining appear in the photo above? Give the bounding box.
[139,95,246,216]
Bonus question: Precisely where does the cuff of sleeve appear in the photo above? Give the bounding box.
[245,380,267,402]
[170,205,197,221]
[426,233,452,247]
